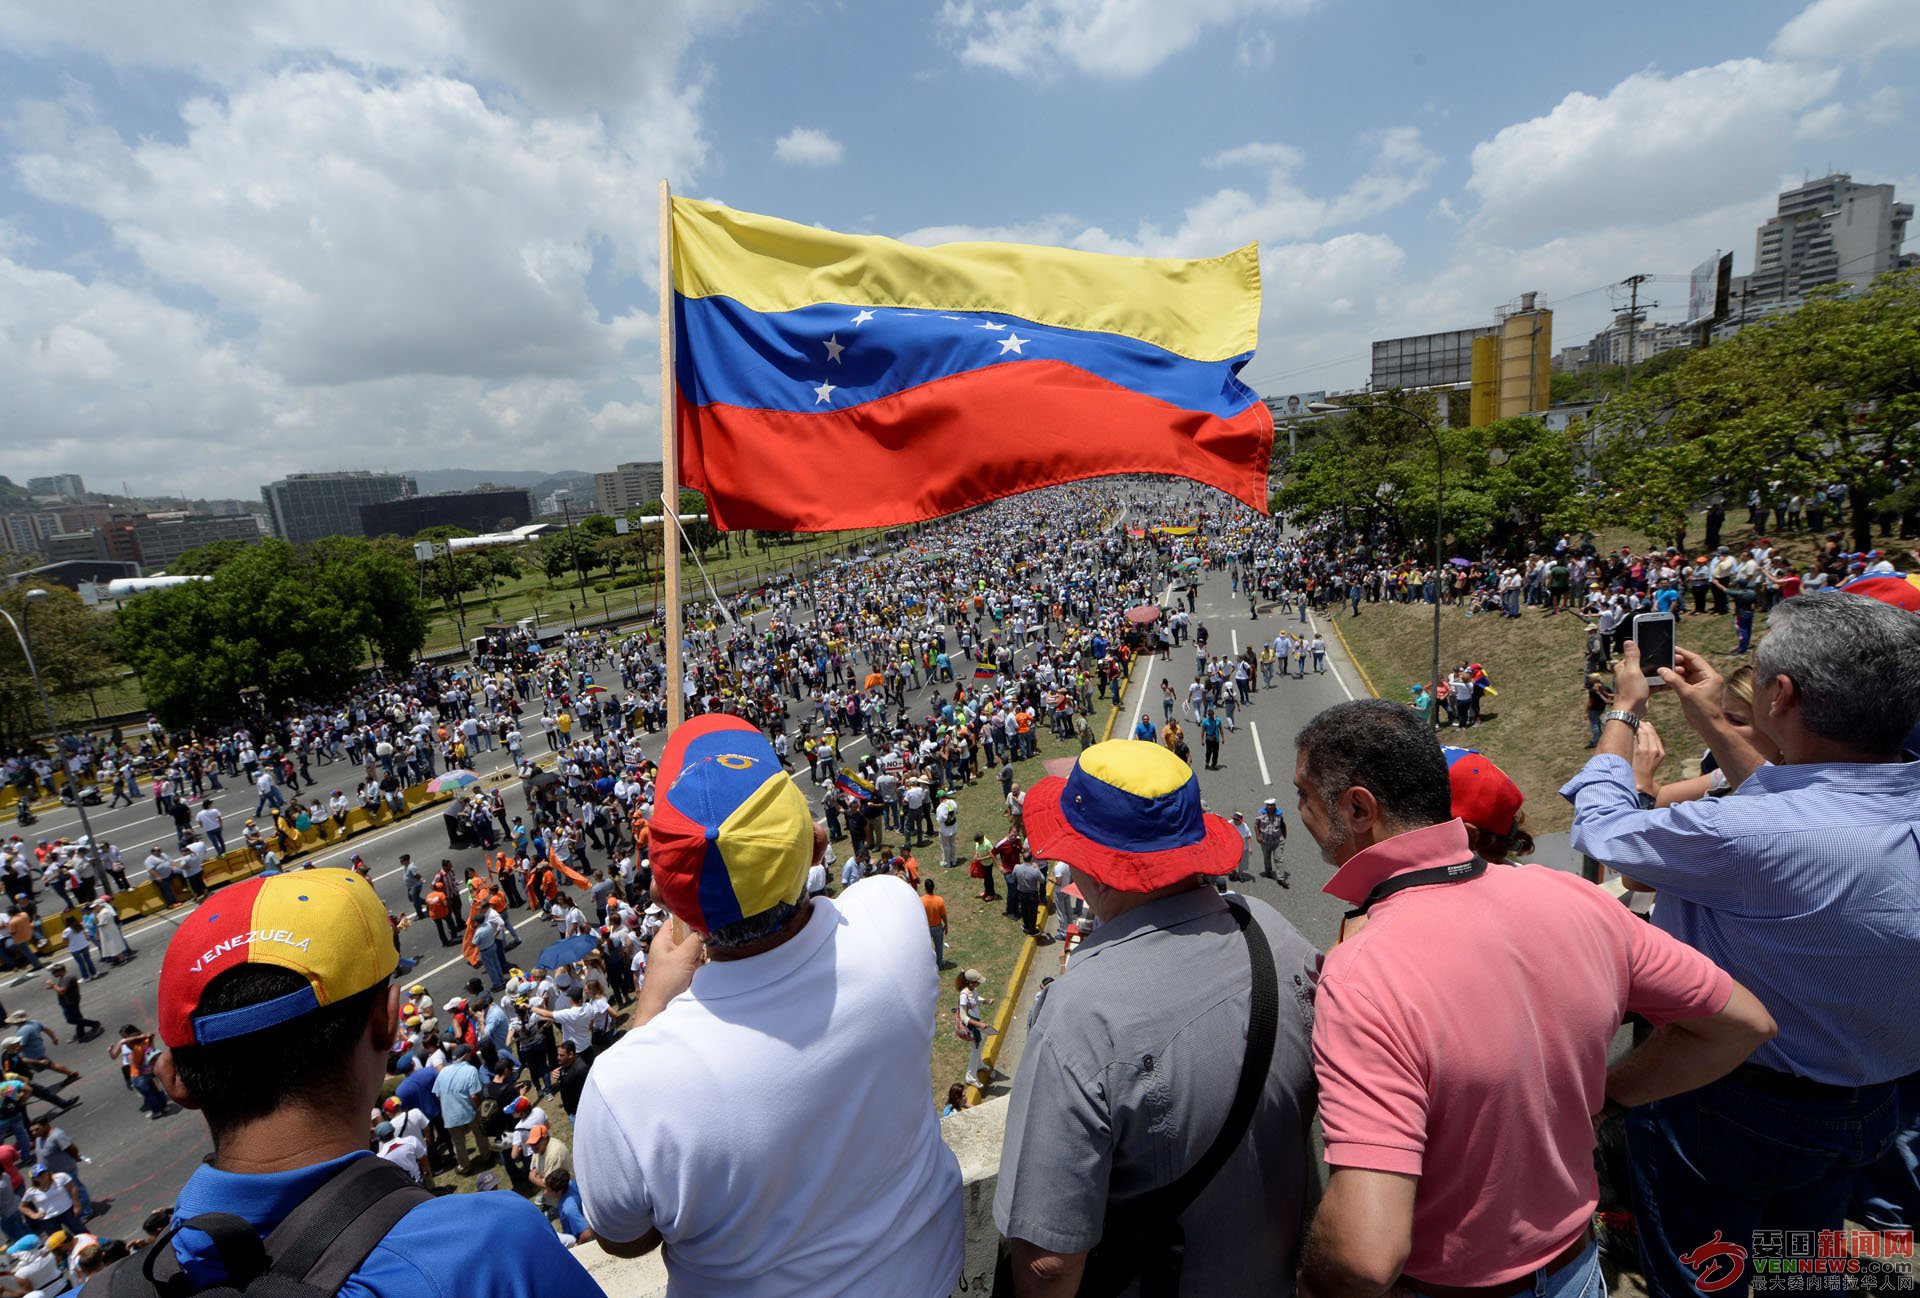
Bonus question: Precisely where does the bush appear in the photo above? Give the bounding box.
[593,581,610,594]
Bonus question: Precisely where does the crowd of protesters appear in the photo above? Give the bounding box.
[4,476,1916,1298]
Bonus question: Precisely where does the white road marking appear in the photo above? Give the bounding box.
[1307,611,1358,702]
[1249,720,1271,786]
[1230,628,1239,654]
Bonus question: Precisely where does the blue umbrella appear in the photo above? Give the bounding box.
[536,934,599,968]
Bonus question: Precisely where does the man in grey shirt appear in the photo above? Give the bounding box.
[997,739,1320,1296]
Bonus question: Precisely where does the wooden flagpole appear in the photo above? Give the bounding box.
[660,178,685,732]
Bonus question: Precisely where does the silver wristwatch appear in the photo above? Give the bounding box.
[1600,709,1641,733]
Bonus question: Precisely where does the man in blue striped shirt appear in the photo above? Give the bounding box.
[1563,590,1920,1297]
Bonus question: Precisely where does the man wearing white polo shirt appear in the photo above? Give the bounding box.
[574,714,961,1297]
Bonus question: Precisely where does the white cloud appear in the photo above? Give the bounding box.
[938,0,1316,79]
[902,127,1434,260]
[0,1,757,115]
[13,69,667,386]
[1797,85,1903,137]
[1772,0,1920,62]
[1206,141,1304,171]
[773,127,845,167]
[1466,59,1838,242]
[0,1,734,495]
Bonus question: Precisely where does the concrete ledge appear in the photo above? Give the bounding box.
[568,1095,1011,1298]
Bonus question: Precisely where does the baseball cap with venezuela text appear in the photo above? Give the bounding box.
[649,713,812,935]
[158,871,398,1049]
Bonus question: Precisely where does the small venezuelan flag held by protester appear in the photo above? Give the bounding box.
[670,197,1272,531]
[974,663,999,680]
[834,768,875,802]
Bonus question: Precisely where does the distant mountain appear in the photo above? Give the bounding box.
[404,468,589,495]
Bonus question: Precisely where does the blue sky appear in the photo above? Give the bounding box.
[2,0,1916,499]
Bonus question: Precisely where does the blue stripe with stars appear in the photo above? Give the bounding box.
[674,295,1259,417]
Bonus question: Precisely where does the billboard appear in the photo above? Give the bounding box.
[1270,391,1327,420]
[1686,252,1733,327]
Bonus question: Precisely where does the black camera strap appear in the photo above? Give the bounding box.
[1343,854,1487,921]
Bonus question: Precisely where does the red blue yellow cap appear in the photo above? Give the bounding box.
[158,871,398,1048]
[1023,740,1240,891]
[649,714,813,934]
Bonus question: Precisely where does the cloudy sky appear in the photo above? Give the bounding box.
[3,0,1916,500]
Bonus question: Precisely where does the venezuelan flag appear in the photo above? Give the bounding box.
[834,769,875,802]
[974,664,999,680]
[671,198,1272,531]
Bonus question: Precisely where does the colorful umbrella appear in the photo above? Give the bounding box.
[1124,605,1162,625]
[428,770,481,794]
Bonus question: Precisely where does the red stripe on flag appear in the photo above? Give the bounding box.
[678,360,1273,532]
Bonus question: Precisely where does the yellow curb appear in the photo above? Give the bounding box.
[1327,616,1381,699]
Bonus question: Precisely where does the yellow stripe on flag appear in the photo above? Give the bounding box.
[671,197,1260,364]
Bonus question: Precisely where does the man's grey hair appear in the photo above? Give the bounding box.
[1294,700,1452,830]
[1754,591,1920,754]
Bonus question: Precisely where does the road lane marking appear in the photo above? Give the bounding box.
[1307,611,1358,702]
[1249,720,1271,786]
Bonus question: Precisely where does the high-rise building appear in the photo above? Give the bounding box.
[25,474,86,501]
[125,513,268,569]
[1747,173,1912,306]
[593,461,666,516]
[260,471,415,544]
[358,488,536,538]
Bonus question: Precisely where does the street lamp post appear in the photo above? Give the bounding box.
[1311,400,1446,714]
[3,590,105,879]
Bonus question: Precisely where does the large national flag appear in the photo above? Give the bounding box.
[670,198,1271,531]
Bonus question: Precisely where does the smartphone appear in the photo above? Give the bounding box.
[1632,612,1676,682]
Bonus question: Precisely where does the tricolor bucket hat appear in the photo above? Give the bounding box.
[1023,740,1241,891]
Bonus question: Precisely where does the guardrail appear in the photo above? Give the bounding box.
[15,771,487,952]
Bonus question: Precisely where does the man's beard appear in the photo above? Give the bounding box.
[1316,814,1349,869]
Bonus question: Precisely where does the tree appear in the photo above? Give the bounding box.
[171,538,254,574]
[0,587,118,747]
[1270,393,1584,556]
[116,538,427,728]
[1594,269,1920,550]
[676,489,720,558]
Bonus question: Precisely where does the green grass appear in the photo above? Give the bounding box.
[1332,512,1798,835]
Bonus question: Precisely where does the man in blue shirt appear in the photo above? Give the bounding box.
[1563,590,1920,1297]
[433,1045,489,1176]
[104,869,601,1297]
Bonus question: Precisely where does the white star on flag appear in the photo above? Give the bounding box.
[975,321,1006,331]
[998,332,1030,355]
[813,380,837,404]
[824,335,845,363]
[851,309,876,326]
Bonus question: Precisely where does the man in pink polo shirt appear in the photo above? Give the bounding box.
[1291,700,1776,1298]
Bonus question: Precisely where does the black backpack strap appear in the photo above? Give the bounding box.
[252,1157,431,1296]
[1122,896,1280,1224]
[100,1157,430,1298]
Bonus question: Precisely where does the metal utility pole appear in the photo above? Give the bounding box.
[1620,274,1655,392]
[560,497,590,628]
[3,592,103,880]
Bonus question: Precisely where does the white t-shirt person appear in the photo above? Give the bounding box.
[574,875,962,1297]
